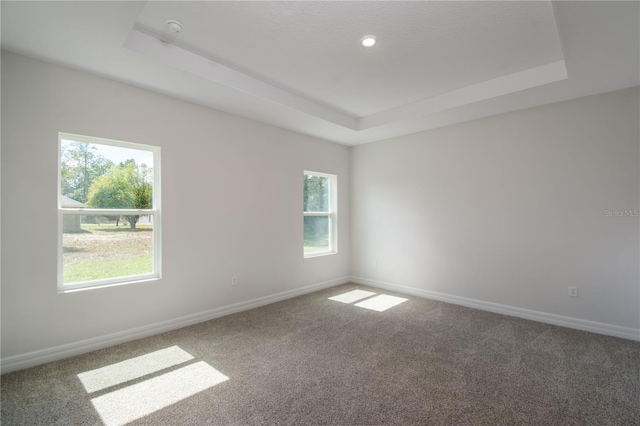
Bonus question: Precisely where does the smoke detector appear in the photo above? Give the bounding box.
[166,20,183,34]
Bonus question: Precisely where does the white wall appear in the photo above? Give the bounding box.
[352,88,639,333]
[2,51,638,369]
[1,52,350,360]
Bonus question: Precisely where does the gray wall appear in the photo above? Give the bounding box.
[1,52,351,359]
[352,87,639,331]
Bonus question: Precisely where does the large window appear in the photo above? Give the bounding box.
[58,133,161,291]
[303,171,337,257]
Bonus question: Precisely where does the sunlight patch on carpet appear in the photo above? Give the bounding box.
[329,289,376,304]
[91,361,229,426]
[78,346,194,393]
[355,294,408,312]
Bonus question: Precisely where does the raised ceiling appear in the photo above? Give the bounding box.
[135,1,564,117]
[1,1,639,145]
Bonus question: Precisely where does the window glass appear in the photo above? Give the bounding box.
[62,214,154,284]
[303,215,330,254]
[59,134,160,291]
[303,175,329,212]
[303,171,336,257]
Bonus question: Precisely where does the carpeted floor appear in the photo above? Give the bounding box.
[2,283,639,425]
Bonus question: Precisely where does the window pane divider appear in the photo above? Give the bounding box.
[60,208,157,215]
[303,212,331,217]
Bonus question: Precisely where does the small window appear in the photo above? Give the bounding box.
[58,133,161,291]
[303,171,337,257]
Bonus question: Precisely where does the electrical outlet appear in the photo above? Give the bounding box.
[373,260,378,269]
[568,286,578,297]
[232,276,238,286]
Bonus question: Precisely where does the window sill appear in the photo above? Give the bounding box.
[58,275,160,294]
[304,250,337,259]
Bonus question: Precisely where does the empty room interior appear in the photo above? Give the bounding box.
[1,1,639,425]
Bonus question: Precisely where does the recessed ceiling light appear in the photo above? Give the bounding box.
[361,35,377,48]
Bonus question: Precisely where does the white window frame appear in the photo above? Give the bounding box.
[303,170,337,258]
[57,133,162,292]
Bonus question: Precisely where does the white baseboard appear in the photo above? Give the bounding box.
[351,276,640,342]
[1,276,350,374]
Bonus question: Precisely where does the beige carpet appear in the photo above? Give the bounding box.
[2,283,639,425]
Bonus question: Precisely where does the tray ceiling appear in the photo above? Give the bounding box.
[1,1,638,145]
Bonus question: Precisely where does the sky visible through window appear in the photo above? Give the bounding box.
[61,139,153,167]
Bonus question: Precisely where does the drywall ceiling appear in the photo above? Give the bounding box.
[1,1,638,146]
[135,1,564,117]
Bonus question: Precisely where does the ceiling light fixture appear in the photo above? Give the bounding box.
[361,35,377,48]
[166,20,183,34]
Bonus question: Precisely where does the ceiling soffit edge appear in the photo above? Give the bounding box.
[124,13,568,133]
